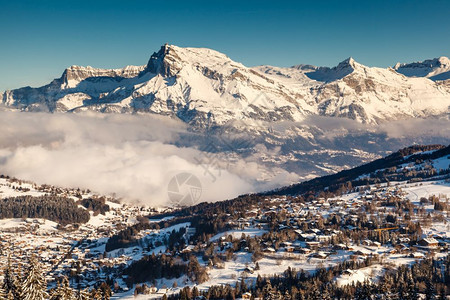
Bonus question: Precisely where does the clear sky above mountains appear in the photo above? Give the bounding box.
[0,0,449,91]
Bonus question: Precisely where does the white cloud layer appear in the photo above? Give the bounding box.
[0,111,291,206]
[0,111,448,206]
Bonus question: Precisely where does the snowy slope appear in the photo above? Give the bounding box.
[2,45,450,126]
[257,57,450,123]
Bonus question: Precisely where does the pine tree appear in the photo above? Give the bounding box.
[192,286,199,298]
[20,256,49,300]
[98,282,112,300]
[405,276,418,300]
[0,286,7,300]
[283,290,292,300]
[90,289,102,300]
[75,288,91,300]
[50,276,75,300]
[179,288,188,300]
[2,256,19,299]
[239,278,247,294]
[320,286,332,300]
[425,277,436,300]
[355,282,371,300]
[262,281,272,298]
[5,291,14,300]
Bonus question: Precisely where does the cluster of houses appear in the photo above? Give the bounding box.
[0,197,157,291]
[213,183,448,261]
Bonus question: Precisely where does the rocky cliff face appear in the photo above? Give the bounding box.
[61,65,145,87]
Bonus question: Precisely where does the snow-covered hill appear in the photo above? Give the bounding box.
[2,44,449,126]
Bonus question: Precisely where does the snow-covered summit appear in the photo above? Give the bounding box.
[146,44,238,77]
[304,57,362,82]
[394,56,450,81]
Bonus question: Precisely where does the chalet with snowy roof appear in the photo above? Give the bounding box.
[418,237,439,248]
[264,247,276,253]
[306,241,320,250]
[410,252,426,258]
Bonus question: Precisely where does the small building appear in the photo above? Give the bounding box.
[410,252,425,259]
[285,246,294,252]
[372,241,381,247]
[312,252,328,259]
[418,238,438,248]
[306,241,320,250]
[181,245,196,253]
[264,247,276,253]
[296,247,311,254]
[354,249,371,256]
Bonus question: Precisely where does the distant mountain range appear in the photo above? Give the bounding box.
[2,44,449,127]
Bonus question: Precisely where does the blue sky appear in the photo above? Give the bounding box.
[0,0,449,91]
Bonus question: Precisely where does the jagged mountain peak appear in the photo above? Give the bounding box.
[304,57,362,82]
[437,56,450,65]
[146,43,173,76]
[393,56,450,80]
[146,43,237,77]
[337,57,357,69]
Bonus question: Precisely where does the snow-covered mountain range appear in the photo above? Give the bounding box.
[2,44,449,126]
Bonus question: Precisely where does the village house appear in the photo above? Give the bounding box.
[418,237,439,248]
